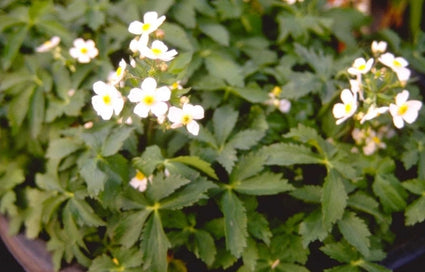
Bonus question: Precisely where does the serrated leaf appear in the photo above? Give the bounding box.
[2,25,28,70]
[322,170,347,229]
[194,230,217,266]
[338,212,370,257]
[347,192,385,222]
[228,129,265,150]
[299,209,328,247]
[173,0,196,28]
[205,53,244,87]
[247,212,271,245]
[162,22,194,51]
[263,143,322,166]
[372,174,407,212]
[281,72,321,99]
[216,145,237,174]
[7,85,34,131]
[79,157,107,196]
[242,238,258,272]
[0,163,25,191]
[402,178,425,195]
[146,173,190,202]
[359,261,392,272]
[320,241,358,263]
[133,145,164,176]
[290,185,322,203]
[231,85,269,103]
[46,138,82,160]
[405,196,425,225]
[24,188,48,238]
[141,211,171,272]
[199,22,229,46]
[234,172,293,196]
[213,105,238,146]
[160,177,216,210]
[68,198,105,227]
[114,210,151,248]
[101,126,134,157]
[230,152,267,182]
[29,86,45,138]
[168,156,218,180]
[221,191,248,258]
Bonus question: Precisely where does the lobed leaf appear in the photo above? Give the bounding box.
[234,172,293,196]
[338,212,370,257]
[322,170,347,229]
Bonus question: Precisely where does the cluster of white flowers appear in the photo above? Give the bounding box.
[351,126,394,156]
[265,86,291,113]
[333,40,422,129]
[91,11,204,137]
[282,0,304,4]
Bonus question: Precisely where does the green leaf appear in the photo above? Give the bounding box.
[213,0,242,19]
[216,145,237,174]
[234,172,293,196]
[290,185,322,203]
[0,163,25,192]
[194,230,217,266]
[231,85,269,103]
[160,177,216,210]
[29,86,45,138]
[320,241,358,263]
[359,261,392,272]
[167,156,218,180]
[7,85,35,131]
[281,72,321,99]
[162,22,194,51]
[101,126,134,157]
[402,178,425,195]
[247,212,271,246]
[133,145,164,175]
[24,188,48,238]
[263,143,322,166]
[79,157,107,196]
[141,211,171,272]
[405,196,425,225]
[372,174,407,212]
[347,192,385,222]
[242,238,258,272]
[299,209,328,247]
[69,198,105,227]
[146,173,190,202]
[228,129,265,150]
[338,212,370,257]
[114,210,151,248]
[322,170,347,229]
[199,22,229,46]
[172,0,196,28]
[230,152,267,182]
[2,25,29,70]
[205,53,244,87]
[221,191,248,258]
[213,105,238,146]
[46,138,82,160]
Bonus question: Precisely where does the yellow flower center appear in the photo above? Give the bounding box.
[135,170,146,180]
[151,48,162,55]
[142,23,151,31]
[143,95,155,105]
[345,103,352,113]
[393,59,402,68]
[103,95,112,105]
[171,82,180,89]
[358,64,366,71]
[116,66,123,76]
[271,86,282,97]
[181,114,192,125]
[398,104,408,115]
[80,47,88,54]
[372,136,381,144]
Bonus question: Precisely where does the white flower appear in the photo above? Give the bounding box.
[168,103,204,136]
[347,57,374,76]
[169,81,183,90]
[128,11,166,36]
[108,59,127,86]
[360,105,389,124]
[36,36,61,52]
[139,40,177,62]
[283,0,304,4]
[278,99,291,113]
[371,41,387,55]
[363,130,386,156]
[129,34,149,53]
[389,90,422,129]
[91,81,124,120]
[129,170,150,192]
[333,89,358,125]
[378,52,410,83]
[69,38,98,63]
[128,77,171,118]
